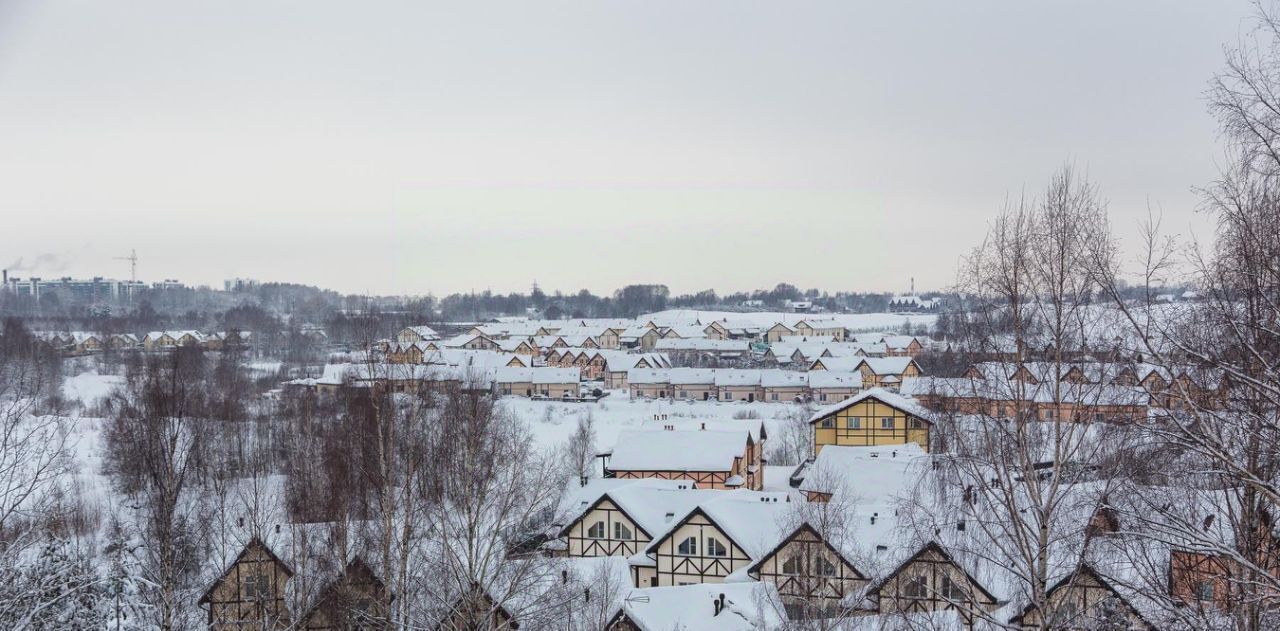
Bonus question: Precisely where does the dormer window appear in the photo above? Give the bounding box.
[677,536,698,556]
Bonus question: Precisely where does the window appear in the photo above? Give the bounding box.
[707,537,728,557]
[242,575,270,600]
[677,537,698,556]
[680,390,687,399]
[814,554,838,577]
[820,419,833,428]
[1194,580,1215,601]
[587,521,605,539]
[614,522,632,540]
[820,393,828,401]
[770,393,778,401]
[724,392,733,401]
[782,555,802,575]
[880,417,894,429]
[847,417,861,429]
[903,575,928,599]
[941,577,965,601]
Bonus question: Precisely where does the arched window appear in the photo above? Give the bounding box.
[903,575,928,599]
[587,521,605,539]
[677,536,697,556]
[782,555,803,575]
[707,537,728,557]
[814,554,838,577]
[613,522,632,540]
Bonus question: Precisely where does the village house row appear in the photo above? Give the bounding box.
[201,384,1227,630]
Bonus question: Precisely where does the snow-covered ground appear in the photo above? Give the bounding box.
[61,370,123,409]
[638,309,937,332]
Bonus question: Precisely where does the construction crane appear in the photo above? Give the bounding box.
[114,249,138,301]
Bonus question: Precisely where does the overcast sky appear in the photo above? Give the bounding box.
[0,1,1256,297]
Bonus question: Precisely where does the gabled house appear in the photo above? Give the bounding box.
[198,538,294,630]
[435,586,518,631]
[298,557,393,630]
[809,388,933,454]
[443,333,499,351]
[746,522,869,612]
[869,542,1000,628]
[853,357,923,390]
[554,479,711,560]
[765,323,796,343]
[632,491,792,588]
[1008,564,1152,631]
[396,325,440,343]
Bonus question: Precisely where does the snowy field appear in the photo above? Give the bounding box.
[638,308,937,332]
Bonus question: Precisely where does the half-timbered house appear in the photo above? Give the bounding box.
[746,522,869,615]
[809,388,933,455]
[1008,564,1152,630]
[198,538,294,630]
[297,557,392,630]
[631,491,794,588]
[869,542,1000,628]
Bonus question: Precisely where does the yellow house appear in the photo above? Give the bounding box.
[854,357,923,389]
[809,388,932,455]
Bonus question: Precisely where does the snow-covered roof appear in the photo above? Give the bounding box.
[640,490,796,565]
[798,444,927,503]
[494,366,580,384]
[760,369,808,388]
[805,371,861,389]
[608,428,750,472]
[807,388,933,424]
[401,325,440,340]
[610,582,785,631]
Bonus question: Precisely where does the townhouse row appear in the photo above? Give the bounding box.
[33,329,253,354]
[625,358,922,403]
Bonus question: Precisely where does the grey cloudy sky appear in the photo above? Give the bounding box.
[0,1,1254,296]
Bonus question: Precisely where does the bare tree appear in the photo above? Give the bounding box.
[1076,5,1280,629]
[104,348,212,630]
[906,167,1132,630]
